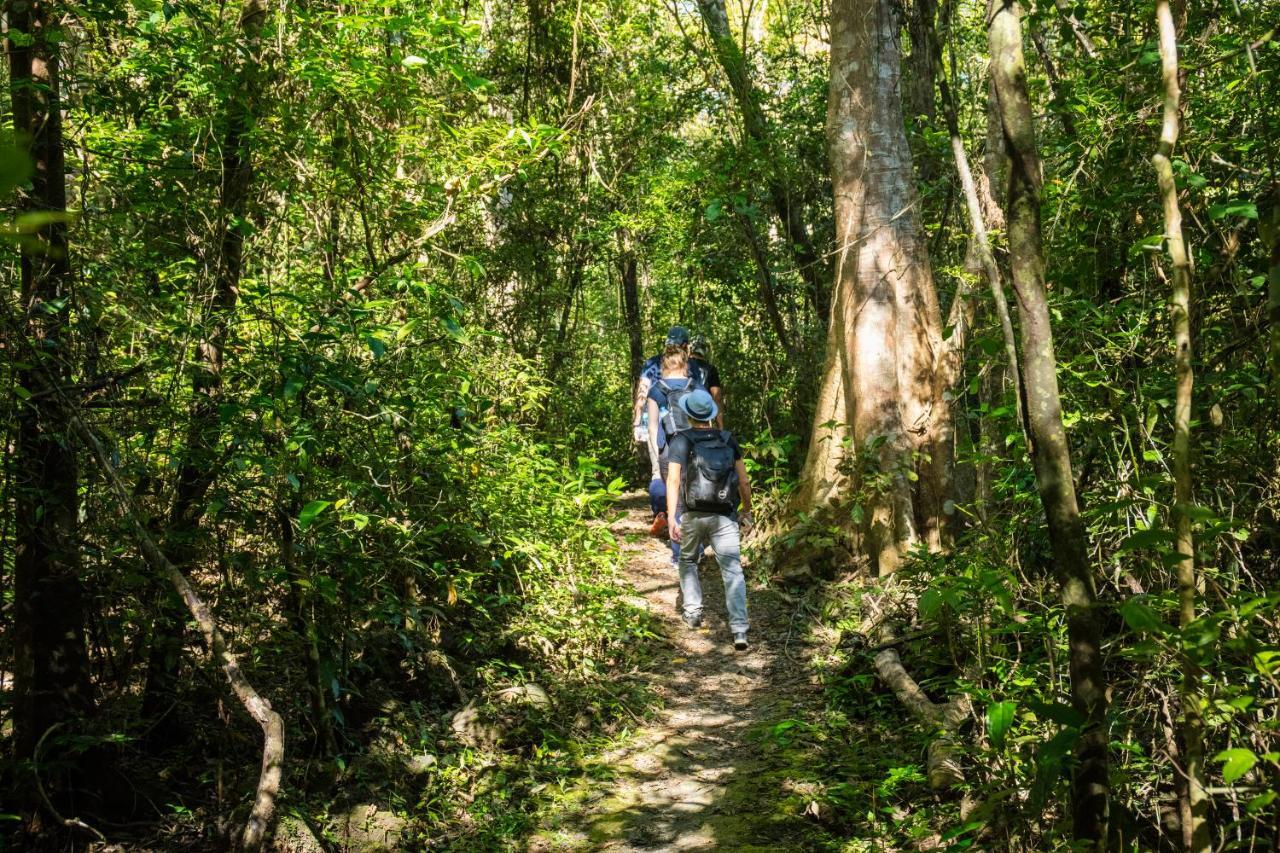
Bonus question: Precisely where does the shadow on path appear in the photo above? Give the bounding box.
[529,493,836,852]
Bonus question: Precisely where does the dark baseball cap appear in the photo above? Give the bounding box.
[664,326,690,346]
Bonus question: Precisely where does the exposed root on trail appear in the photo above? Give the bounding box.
[861,587,970,790]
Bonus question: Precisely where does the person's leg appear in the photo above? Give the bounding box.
[677,514,709,622]
[648,476,665,517]
[708,514,748,634]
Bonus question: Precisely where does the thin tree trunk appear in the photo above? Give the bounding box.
[934,35,1025,434]
[7,0,93,814]
[1264,189,1280,403]
[59,406,284,852]
[1052,0,1098,58]
[1151,4,1207,849]
[279,502,336,757]
[737,213,791,344]
[695,0,829,319]
[618,231,644,383]
[988,1,1110,843]
[142,0,270,722]
[1028,21,1078,135]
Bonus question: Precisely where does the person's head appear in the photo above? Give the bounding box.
[664,326,690,348]
[678,388,719,426]
[690,335,708,360]
[661,344,688,375]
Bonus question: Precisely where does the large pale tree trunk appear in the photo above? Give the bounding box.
[1150,4,1207,849]
[7,1,93,807]
[988,0,1109,843]
[694,0,828,319]
[794,0,953,572]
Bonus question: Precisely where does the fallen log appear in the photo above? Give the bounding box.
[862,590,970,789]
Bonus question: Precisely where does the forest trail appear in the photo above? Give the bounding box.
[531,493,834,851]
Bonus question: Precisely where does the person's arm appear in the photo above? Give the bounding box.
[646,398,661,478]
[710,386,724,429]
[632,375,652,427]
[666,460,684,542]
[735,458,753,533]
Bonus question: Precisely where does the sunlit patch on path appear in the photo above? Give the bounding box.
[529,493,834,852]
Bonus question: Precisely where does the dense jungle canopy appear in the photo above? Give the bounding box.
[2,0,1279,849]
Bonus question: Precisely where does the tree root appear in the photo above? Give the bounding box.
[862,589,970,789]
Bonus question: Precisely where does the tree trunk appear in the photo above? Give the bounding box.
[1151,4,1207,849]
[694,0,829,320]
[988,1,1109,843]
[142,0,270,723]
[796,0,953,572]
[737,212,791,345]
[1264,188,1280,404]
[7,0,93,810]
[618,230,644,384]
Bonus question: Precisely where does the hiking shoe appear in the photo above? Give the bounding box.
[650,511,668,537]
[682,611,703,629]
[733,632,748,651]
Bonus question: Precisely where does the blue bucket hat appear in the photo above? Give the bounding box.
[678,388,719,423]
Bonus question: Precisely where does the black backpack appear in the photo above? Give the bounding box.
[682,431,739,513]
[657,376,702,438]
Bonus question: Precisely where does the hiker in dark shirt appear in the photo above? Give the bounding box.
[632,326,723,440]
[665,388,754,651]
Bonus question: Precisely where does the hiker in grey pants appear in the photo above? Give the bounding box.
[665,389,755,651]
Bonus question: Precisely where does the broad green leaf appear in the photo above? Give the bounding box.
[1214,748,1257,784]
[298,500,332,530]
[1119,598,1172,635]
[987,701,1016,749]
[1208,201,1258,220]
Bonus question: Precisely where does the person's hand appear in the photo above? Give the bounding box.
[670,521,682,543]
[738,511,754,536]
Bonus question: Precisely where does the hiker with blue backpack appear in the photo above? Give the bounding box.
[632,327,723,449]
[643,340,702,548]
[665,388,754,650]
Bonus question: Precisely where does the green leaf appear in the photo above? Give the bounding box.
[1117,528,1177,551]
[1208,201,1258,220]
[987,701,1016,749]
[1119,598,1172,635]
[298,500,332,530]
[0,140,32,199]
[1025,699,1085,727]
[401,54,429,68]
[1214,748,1257,784]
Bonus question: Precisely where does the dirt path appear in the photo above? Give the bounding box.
[533,493,834,851]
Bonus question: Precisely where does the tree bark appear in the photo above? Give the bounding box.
[7,0,93,803]
[618,230,644,384]
[796,0,953,572]
[142,0,271,723]
[988,1,1109,844]
[694,0,829,320]
[1151,4,1207,849]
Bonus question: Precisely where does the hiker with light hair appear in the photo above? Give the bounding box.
[665,388,754,651]
[645,341,702,547]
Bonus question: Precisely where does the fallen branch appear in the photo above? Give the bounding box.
[58,397,285,850]
[862,590,970,789]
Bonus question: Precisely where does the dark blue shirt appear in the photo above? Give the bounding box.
[641,355,720,390]
[647,376,694,450]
